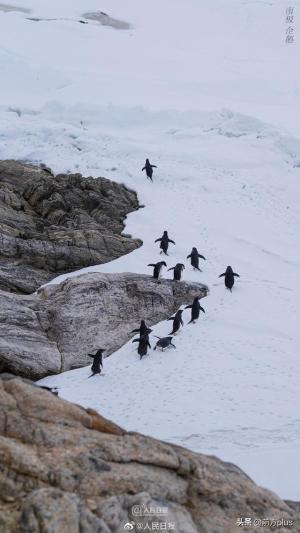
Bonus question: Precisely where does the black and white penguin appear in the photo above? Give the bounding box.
[155,231,175,255]
[142,158,157,181]
[187,247,206,271]
[219,266,240,291]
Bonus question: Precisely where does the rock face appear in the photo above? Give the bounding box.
[0,160,141,294]
[0,272,207,380]
[0,375,297,533]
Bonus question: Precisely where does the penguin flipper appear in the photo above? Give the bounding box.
[234,273,240,277]
[219,273,226,277]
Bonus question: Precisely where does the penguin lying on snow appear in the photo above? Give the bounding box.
[88,349,104,377]
[132,333,152,359]
[155,231,175,255]
[142,158,157,181]
[219,266,240,291]
[185,297,205,324]
[39,385,59,396]
[168,263,185,281]
[168,309,184,334]
[148,261,167,279]
[154,336,176,351]
[187,247,206,271]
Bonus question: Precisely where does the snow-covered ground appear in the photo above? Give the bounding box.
[1,0,300,500]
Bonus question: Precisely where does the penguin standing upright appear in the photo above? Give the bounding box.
[187,247,206,271]
[132,333,151,359]
[168,309,184,334]
[131,320,151,336]
[148,261,167,279]
[88,349,104,377]
[142,159,157,181]
[219,266,240,291]
[185,297,205,324]
[155,231,175,255]
[168,263,185,281]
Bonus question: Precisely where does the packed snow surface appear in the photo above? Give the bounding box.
[0,0,300,499]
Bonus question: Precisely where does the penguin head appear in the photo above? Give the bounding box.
[192,247,197,252]
[146,158,150,163]
[163,230,168,235]
[160,261,167,267]
[226,266,233,273]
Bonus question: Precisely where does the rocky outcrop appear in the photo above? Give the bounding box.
[0,375,297,533]
[0,272,207,380]
[0,160,141,294]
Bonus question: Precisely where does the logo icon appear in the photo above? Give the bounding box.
[124,523,135,531]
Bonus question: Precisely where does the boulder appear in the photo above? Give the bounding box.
[0,375,297,532]
[0,272,208,380]
[0,160,141,294]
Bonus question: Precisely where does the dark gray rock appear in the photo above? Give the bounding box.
[0,160,141,294]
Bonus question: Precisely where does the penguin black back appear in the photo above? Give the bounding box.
[219,266,240,291]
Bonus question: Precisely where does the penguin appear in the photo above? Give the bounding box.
[155,231,175,255]
[131,320,151,336]
[187,247,206,271]
[168,309,184,335]
[132,333,151,359]
[142,158,157,181]
[168,263,185,281]
[153,336,176,351]
[39,385,59,396]
[148,261,167,279]
[185,297,205,324]
[88,348,104,377]
[219,266,240,291]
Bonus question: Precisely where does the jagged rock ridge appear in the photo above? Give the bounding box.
[0,160,141,294]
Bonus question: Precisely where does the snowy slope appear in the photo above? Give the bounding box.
[1,0,300,499]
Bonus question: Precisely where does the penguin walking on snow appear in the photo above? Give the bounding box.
[88,349,104,377]
[132,333,151,359]
[154,336,176,351]
[219,266,240,291]
[187,247,206,271]
[142,158,157,181]
[185,297,205,324]
[168,309,184,335]
[168,263,185,281]
[131,320,151,336]
[148,261,167,279]
[155,231,175,255]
